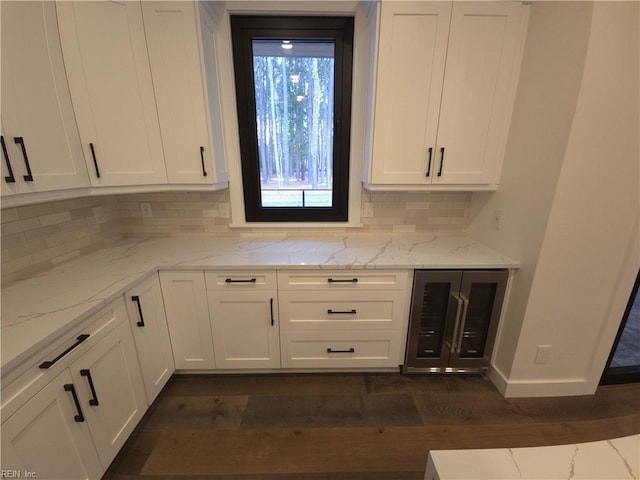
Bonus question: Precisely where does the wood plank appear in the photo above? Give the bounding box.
[165,373,368,397]
[142,395,248,431]
[240,394,422,429]
[141,416,640,476]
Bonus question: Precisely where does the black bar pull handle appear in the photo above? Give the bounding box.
[270,297,274,326]
[200,146,208,177]
[437,147,445,177]
[327,309,357,315]
[327,278,358,284]
[1,136,15,183]
[426,147,433,177]
[89,143,100,178]
[39,334,90,369]
[131,295,145,327]
[225,278,257,284]
[80,369,100,406]
[326,348,355,354]
[14,137,33,181]
[64,384,85,422]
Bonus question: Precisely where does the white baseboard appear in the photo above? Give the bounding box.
[487,364,594,398]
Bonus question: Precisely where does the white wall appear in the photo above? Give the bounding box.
[470,2,640,397]
[468,2,593,386]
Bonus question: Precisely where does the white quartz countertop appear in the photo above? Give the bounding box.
[1,235,518,374]
[425,434,639,479]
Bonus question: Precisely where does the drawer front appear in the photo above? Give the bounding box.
[277,270,410,291]
[279,291,407,331]
[280,331,403,368]
[205,271,277,291]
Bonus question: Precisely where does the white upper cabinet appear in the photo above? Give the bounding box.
[142,1,228,187]
[56,1,167,187]
[365,1,529,190]
[1,2,89,197]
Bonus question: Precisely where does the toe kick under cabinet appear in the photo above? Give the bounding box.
[278,270,411,369]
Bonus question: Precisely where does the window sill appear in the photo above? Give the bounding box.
[228,221,364,229]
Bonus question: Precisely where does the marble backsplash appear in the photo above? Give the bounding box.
[1,188,470,284]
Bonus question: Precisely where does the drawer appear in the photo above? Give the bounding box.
[205,271,277,291]
[280,331,403,368]
[278,290,408,331]
[277,270,409,291]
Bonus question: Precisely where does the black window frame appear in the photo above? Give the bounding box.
[230,15,354,223]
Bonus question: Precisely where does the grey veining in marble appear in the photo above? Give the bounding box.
[1,235,518,374]
[425,434,639,479]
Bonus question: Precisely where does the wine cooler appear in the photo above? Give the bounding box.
[403,270,508,373]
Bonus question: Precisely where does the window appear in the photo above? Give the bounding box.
[230,15,354,222]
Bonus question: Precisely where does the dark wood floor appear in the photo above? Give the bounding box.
[103,373,640,480]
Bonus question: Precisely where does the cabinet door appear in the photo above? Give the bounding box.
[143,1,214,185]
[159,271,216,369]
[434,2,526,185]
[449,270,508,368]
[56,1,167,186]
[208,291,280,369]
[1,1,88,195]
[405,270,461,369]
[70,320,147,470]
[370,2,451,185]
[126,274,175,404]
[1,370,103,480]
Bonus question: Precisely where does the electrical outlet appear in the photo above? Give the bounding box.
[535,345,551,365]
[492,210,503,230]
[362,202,374,218]
[140,202,153,218]
[218,202,230,219]
[92,206,106,225]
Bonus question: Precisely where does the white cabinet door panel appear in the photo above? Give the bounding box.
[1,370,103,480]
[70,320,147,469]
[57,1,166,186]
[370,2,451,184]
[208,291,280,369]
[126,274,175,404]
[434,1,526,185]
[1,1,88,195]
[143,1,211,184]
[160,271,216,369]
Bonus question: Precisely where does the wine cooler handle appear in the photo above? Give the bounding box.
[450,294,464,353]
[455,293,470,353]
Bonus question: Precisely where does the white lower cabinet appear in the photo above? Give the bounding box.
[277,270,410,369]
[125,274,175,403]
[1,298,146,479]
[206,271,280,369]
[1,369,103,480]
[68,320,147,469]
[159,271,215,369]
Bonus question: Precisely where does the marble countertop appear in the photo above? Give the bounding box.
[425,434,639,479]
[1,235,519,375]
